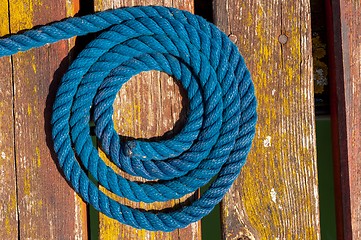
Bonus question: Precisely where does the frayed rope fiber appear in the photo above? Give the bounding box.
[0,6,257,231]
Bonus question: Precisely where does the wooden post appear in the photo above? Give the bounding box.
[93,1,201,239]
[328,0,361,238]
[0,0,88,238]
[213,0,321,239]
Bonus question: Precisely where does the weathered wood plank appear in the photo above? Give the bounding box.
[328,0,361,238]
[214,0,320,239]
[0,1,18,238]
[93,1,201,239]
[6,0,87,238]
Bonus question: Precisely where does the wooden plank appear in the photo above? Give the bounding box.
[327,0,361,238]
[6,0,88,238]
[93,1,201,239]
[214,0,320,239]
[0,0,18,238]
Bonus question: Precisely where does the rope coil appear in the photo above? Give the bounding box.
[0,6,257,231]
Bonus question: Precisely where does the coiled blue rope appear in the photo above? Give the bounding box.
[0,6,257,231]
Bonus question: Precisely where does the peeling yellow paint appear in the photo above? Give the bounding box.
[246,11,253,27]
[0,0,10,36]
[35,146,41,167]
[4,216,11,235]
[2,190,18,236]
[38,199,43,209]
[10,192,17,212]
[27,104,32,116]
[24,174,31,196]
[9,0,34,32]
[99,214,121,240]
[31,56,37,74]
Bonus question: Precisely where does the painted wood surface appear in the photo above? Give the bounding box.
[213,0,320,239]
[328,0,361,238]
[0,0,328,239]
[0,0,88,239]
[93,1,201,239]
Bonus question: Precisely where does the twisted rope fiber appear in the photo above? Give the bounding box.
[0,6,257,231]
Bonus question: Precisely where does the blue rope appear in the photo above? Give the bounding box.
[0,6,257,231]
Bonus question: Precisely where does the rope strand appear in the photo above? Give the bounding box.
[0,6,257,231]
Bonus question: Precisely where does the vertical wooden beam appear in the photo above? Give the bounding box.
[214,0,320,239]
[0,0,18,238]
[328,0,361,238]
[6,0,87,238]
[93,1,201,239]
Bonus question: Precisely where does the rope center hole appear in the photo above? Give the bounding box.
[113,70,188,140]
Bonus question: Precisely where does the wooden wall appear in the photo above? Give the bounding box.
[0,0,327,239]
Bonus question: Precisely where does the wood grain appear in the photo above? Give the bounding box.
[214,0,320,239]
[93,1,201,239]
[0,1,18,239]
[2,0,88,238]
[328,0,361,238]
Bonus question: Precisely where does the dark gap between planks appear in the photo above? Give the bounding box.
[72,1,99,240]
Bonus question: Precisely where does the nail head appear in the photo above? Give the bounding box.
[278,34,288,44]
[229,34,238,43]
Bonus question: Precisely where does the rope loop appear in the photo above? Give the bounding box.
[0,6,257,231]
